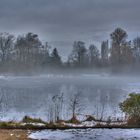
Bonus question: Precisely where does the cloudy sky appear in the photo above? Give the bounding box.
[0,0,140,59]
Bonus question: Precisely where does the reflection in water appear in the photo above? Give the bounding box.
[0,75,139,121]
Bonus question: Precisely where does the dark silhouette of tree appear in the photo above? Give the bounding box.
[68,41,87,67]
[111,28,127,46]
[52,93,64,122]
[101,40,109,66]
[133,37,140,63]
[50,48,61,66]
[0,33,14,63]
[121,41,133,64]
[70,93,81,121]
[40,42,51,67]
[88,44,100,67]
[110,28,128,65]
[0,28,138,73]
[15,33,41,66]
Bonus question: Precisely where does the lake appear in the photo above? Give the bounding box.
[0,74,139,121]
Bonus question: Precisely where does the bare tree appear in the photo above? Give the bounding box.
[101,40,109,65]
[133,37,140,63]
[15,33,41,66]
[70,92,82,119]
[52,93,64,122]
[121,41,133,64]
[68,41,87,67]
[0,33,14,63]
[88,44,100,67]
[100,102,105,121]
[0,89,9,119]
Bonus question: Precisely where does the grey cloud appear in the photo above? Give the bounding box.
[0,0,140,58]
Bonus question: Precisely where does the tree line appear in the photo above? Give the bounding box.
[0,28,140,73]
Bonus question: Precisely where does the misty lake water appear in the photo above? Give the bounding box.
[0,74,140,121]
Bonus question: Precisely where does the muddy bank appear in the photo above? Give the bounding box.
[0,129,32,140]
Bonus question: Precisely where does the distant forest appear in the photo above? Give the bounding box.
[0,27,140,74]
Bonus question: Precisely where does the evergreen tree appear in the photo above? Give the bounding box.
[50,48,61,66]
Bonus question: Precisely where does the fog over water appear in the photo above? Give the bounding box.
[0,74,139,121]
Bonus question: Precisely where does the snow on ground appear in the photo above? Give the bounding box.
[29,128,140,140]
[62,121,126,127]
[20,122,45,126]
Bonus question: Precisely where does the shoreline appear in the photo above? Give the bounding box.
[0,125,140,130]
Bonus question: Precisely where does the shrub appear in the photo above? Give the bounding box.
[120,93,140,126]
[84,115,96,121]
[22,116,45,124]
[66,116,80,124]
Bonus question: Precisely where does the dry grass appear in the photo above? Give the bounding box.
[66,116,80,124]
[22,116,46,124]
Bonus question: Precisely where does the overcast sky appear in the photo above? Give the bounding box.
[0,0,140,59]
